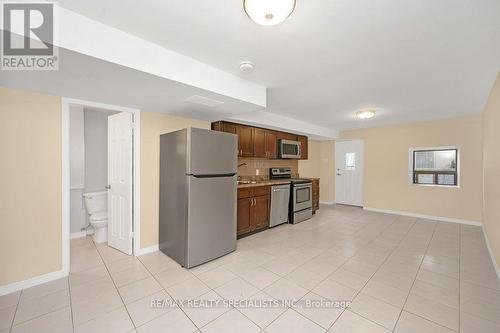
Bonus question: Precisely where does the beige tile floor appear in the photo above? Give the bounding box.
[1,204,499,333]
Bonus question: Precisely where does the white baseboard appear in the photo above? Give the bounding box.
[319,201,335,205]
[363,207,482,226]
[136,244,159,256]
[0,269,68,296]
[70,231,87,239]
[481,226,500,283]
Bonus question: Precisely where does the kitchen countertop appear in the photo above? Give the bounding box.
[237,179,291,189]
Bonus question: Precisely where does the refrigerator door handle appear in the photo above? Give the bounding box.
[189,173,237,178]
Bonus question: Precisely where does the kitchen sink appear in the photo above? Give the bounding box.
[238,180,257,185]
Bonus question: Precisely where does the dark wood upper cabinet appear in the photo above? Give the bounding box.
[253,128,278,159]
[212,121,307,160]
[253,128,267,158]
[238,125,254,157]
[266,131,278,159]
[297,135,308,160]
[223,122,238,135]
[276,132,297,141]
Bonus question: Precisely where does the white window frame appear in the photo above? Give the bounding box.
[408,146,460,188]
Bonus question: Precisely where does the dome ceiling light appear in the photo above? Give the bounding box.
[243,0,296,26]
[356,109,376,119]
[239,61,255,73]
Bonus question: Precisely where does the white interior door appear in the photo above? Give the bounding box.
[335,140,364,206]
[108,112,133,254]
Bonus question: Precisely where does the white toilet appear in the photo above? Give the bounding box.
[83,191,108,243]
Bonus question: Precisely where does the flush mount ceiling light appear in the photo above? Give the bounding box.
[356,109,376,119]
[243,0,296,26]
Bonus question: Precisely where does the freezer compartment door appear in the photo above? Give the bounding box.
[187,174,237,268]
[188,128,237,175]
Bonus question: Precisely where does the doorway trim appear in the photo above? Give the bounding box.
[61,98,141,275]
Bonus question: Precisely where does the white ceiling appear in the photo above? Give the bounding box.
[57,0,500,130]
[0,48,262,120]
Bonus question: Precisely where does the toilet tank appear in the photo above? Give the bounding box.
[83,191,107,214]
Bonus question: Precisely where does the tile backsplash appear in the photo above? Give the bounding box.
[237,157,298,180]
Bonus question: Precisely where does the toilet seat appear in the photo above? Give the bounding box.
[90,211,107,222]
[90,220,107,229]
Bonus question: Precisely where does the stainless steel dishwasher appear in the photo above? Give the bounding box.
[270,184,291,227]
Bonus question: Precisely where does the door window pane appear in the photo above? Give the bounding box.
[345,153,356,170]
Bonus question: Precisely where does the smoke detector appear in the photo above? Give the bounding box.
[239,61,255,73]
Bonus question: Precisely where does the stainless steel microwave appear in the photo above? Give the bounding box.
[278,139,301,159]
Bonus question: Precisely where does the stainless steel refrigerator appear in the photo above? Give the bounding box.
[159,127,238,268]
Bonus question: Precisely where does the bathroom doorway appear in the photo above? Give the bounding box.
[62,98,140,274]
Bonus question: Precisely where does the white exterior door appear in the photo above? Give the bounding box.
[335,140,364,206]
[108,112,133,254]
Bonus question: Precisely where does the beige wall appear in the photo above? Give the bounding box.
[0,87,62,285]
[341,115,483,222]
[298,140,335,203]
[140,112,210,248]
[482,73,500,268]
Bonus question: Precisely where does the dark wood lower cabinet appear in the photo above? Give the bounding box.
[237,186,270,237]
[252,195,270,230]
[311,178,320,213]
[237,198,253,235]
